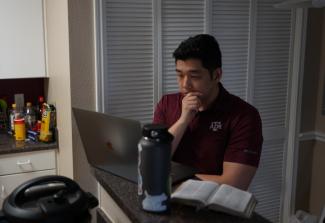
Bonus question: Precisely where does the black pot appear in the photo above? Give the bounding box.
[0,175,98,223]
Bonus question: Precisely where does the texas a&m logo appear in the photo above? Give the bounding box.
[209,121,222,132]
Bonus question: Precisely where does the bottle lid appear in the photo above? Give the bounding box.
[14,118,25,124]
[38,96,44,103]
[26,102,32,107]
[142,124,173,142]
[12,103,16,108]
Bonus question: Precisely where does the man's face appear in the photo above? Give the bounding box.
[176,59,220,101]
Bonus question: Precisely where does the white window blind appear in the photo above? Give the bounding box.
[161,0,205,95]
[250,139,286,222]
[211,0,250,100]
[254,1,291,129]
[209,1,292,222]
[101,0,154,123]
[249,1,292,222]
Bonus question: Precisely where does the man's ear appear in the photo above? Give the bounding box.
[213,68,222,81]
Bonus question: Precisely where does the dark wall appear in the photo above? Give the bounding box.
[0,78,45,107]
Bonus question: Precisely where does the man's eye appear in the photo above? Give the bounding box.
[177,74,184,78]
[191,75,200,79]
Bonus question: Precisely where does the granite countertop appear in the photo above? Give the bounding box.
[94,167,272,223]
[0,133,58,155]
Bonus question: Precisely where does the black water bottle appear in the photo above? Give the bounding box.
[138,124,173,213]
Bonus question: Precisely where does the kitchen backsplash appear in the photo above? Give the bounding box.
[0,78,45,106]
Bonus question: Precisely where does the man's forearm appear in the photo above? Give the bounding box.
[195,162,257,191]
[195,174,250,191]
[168,119,189,155]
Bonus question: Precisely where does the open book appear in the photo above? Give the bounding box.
[171,179,257,218]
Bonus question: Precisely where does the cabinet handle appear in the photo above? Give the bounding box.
[16,160,31,166]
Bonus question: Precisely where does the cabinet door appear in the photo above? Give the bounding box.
[99,184,132,223]
[0,169,56,207]
[0,0,46,78]
[0,150,56,176]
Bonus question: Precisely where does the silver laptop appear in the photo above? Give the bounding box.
[72,107,196,184]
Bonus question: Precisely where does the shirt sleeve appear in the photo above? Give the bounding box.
[153,96,166,124]
[223,107,263,167]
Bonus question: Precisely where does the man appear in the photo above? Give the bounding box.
[153,34,263,190]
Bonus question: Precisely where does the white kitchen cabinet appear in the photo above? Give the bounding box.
[0,150,56,206]
[0,0,46,78]
[98,184,132,223]
[0,169,56,206]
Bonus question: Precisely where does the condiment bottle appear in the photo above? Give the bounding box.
[14,118,26,141]
[25,102,36,131]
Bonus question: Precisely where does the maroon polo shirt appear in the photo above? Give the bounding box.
[153,83,263,175]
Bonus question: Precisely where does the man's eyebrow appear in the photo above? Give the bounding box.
[189,69,200,73]
[175,68,201,73]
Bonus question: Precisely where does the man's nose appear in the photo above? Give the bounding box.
[182,76,192,89]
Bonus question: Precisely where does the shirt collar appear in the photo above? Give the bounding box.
[204,83,231,113]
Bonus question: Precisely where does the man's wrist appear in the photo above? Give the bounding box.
[177,117,191,127]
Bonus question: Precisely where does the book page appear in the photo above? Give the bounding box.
[172,180,219,206]
[208,184,253,214]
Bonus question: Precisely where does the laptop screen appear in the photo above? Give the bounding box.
[73,107,196,184]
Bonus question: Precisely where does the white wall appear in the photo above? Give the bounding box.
[44,0,73,178]
[44,1,98,221]
[68,0,98,197]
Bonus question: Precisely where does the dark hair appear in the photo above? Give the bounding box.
[173,34,222,74]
